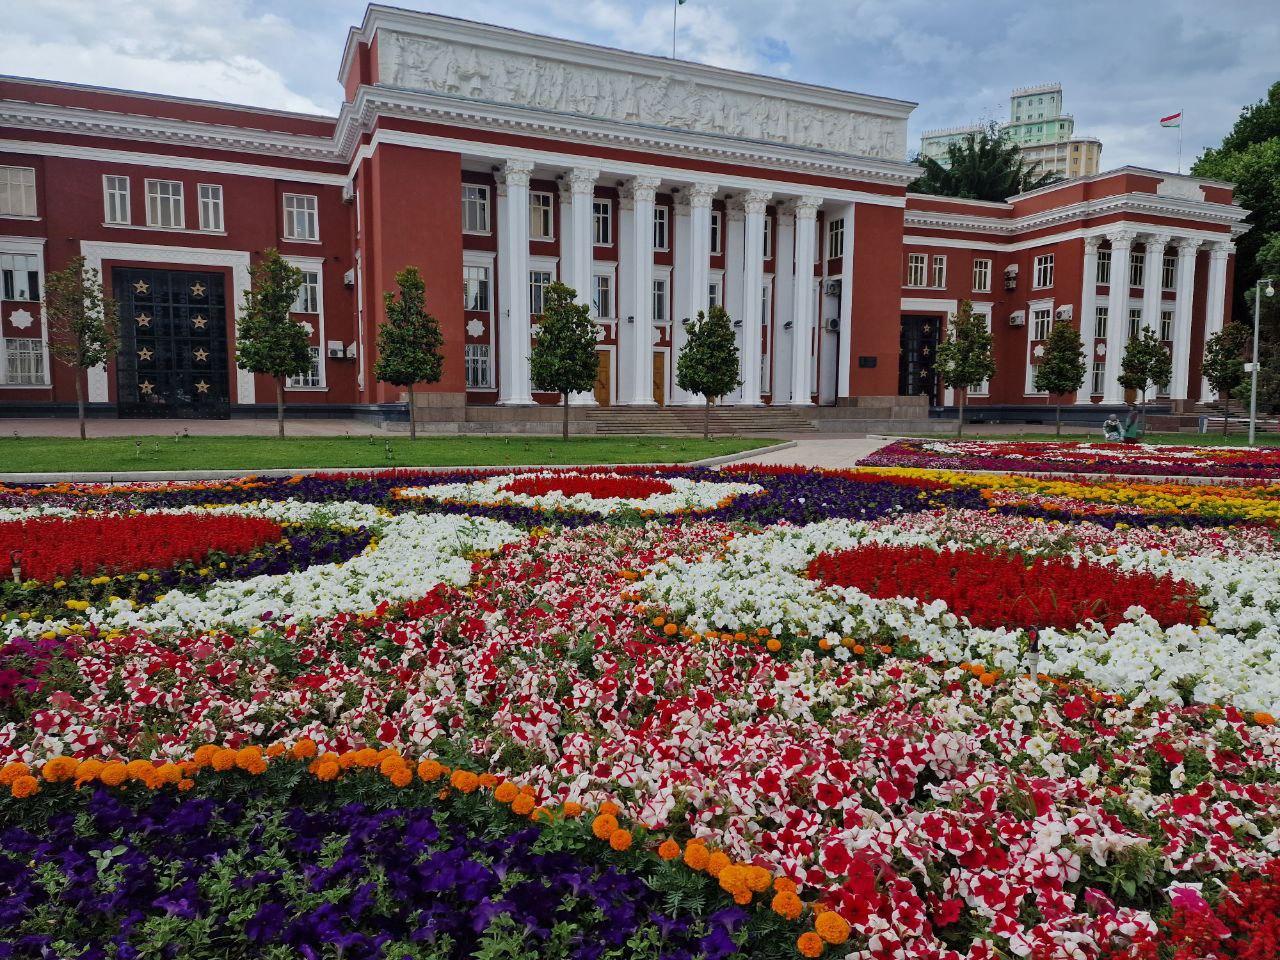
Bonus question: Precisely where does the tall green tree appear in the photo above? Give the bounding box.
[934,300,995,436]
[676,306,741,439]
[1033,320,1087,436]
[235,249,308,439]
[1118,328,1173,430]
[909,124,1062,201]
[1202,322,1251,433]
[1192,82,1280,321]
[375,266,444,441]
[43,256,119,441]
[529,281,597,440]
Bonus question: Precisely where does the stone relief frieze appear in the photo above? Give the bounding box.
[384,33,906,160]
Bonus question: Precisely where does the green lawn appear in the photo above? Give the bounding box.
[0,435,778,474]
[902,431,1280,447]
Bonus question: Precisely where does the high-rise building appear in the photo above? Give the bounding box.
[919,83,1102,179]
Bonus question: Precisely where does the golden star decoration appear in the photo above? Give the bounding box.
[133,279,150,295]
[139,380,154,395]
[136,313,151,328]
[138,347,153,362]
[194,380,210,394]
[190,282,206,297]
[193,348,209,362]
[191,315,208,329]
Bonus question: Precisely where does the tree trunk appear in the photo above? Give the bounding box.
[704,396,712,440]
[1055,399,1063,437]
[408,382,417,441]
[956,388,966,437]
[276,378,285,439]
[562,391,570,441]
[74,370,86,441]
[1222,395,1230,435]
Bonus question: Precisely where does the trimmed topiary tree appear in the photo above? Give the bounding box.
[43,256,119,441]
[375,266,444,441]
[529,281,598,440]
[935,300,995,436]
[235,249,308,439]
[676,305,741,439]
[1033,319,1087,436]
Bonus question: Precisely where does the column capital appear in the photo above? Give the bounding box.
[1175,236,1202,254]
[625,174,662,204]
[496,158,535,191]
[793,195,823,220]
[725,196,746,222]
[743,189,772,215]
[1209,239,1235,259]
[566,167,599,196]
[1083,235,1102,253]
[1106,228,1138,246]
[687,181,718,207]
[1144,232,1173,251]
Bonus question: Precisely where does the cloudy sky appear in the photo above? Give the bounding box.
[6,0,1278,172]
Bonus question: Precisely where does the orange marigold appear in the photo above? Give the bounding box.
[0,762,30,786]
[75,758,105,787]
[313,759,340,782]
[683,842,710,871]
[126,759,154,781]
[177,778,196,792]
[388,766,413,788]
[657,839,681,861]
[236,747,267,775]
[745,865,773,893]
[797,931,824,957]
[598,800,620,816]
[10,775,39,799]
[562,801,583,818]
[291,738,318,760]
[815,912,851,945]
[192,745,218,767]
[210,749,237,772]
[379,756,407,778]
[99,762,128,787]
[718,865,748,895]
[417,759,445,782]
[733,889,752,905]
[154,763,182,785]
[511,793,536,816]
[591,813,619,840]
[609,829,633,852]
[772,891,803,920]
[478,773,498,789]
[494,782,520,804]
[350,748,380,768]
[1255,711,1276,727]
[706,851,730,878]
[41,756,79,783]
[766,638,782,653]
[774,876,798,896]
[266,743,286,759]
[450,770,480,794]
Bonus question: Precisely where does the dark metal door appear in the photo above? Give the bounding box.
[898,315,940,398]
[114,268,230,418]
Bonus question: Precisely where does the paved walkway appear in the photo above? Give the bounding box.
[719,436,892,468]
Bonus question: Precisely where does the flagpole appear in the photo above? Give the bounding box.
[672,0,678,59]
[1177,107,1183,175]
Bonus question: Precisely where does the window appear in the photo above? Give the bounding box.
[287,346,322,389]
[1,254,40,301]
[930,255,947,288]
[906,253,927,288]
[0,167,37,218]
[283,194,318,241]
[463,265,490,312]
[1095,305,1108,340]
[652,278,667,322]
[972,258,991,293]
[827,218,845,260]
[708,281,721,309]
[198,184,223,232]
[292,271,320,313]
[1096,249,1111,285]
[710,211,722,254]
[3,338,44,385]
[1129,251,1145,288]
[104,175,130,225]
[529,192,553,240]
[592,200,612,245]
[462,185,490,234]
[653,206,669,251]
[145,179,184,228]
[1092,361,1106,395]
[1160,309,1174,342]
[1128,308,1142,340]
[1162,254,1177,291]
[529,270,553,315]
[1031,307,1053,341]
[465,343,493,389]
[762,216,772,258]
[1033,253,1054,289]
[592,275,612,318]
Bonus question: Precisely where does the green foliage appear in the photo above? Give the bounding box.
[375,266,444,387]
[1202,321,1250,401]
[935,300,995,392]
[1033,321,1086,398]
[676,306,741,401]
[909,123,1062,201]
[234,250,309,380]
[529,281,597,398]
[1118,328,1173,406]
[43,256,120,370]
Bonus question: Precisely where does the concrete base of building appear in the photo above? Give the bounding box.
[930,403,1173,427]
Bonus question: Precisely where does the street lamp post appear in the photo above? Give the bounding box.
[1249,276,1276,447]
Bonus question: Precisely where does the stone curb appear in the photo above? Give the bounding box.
[690,440,796,468]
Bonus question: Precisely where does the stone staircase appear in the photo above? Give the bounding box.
[586,405,818,436]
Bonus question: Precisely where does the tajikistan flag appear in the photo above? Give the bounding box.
[1160,112,1182,128]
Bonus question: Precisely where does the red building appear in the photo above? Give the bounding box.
[0,6,1249,425]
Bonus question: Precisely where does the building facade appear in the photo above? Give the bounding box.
[919,83,1102,180]
[0,7,1248,424]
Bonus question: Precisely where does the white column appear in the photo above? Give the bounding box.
[496,159,535,405]
[671,192,693,404]
[1102,229,1136,404]
[1170,237,1201,400]
[672,182,717,405]
[625,174,661,405]
[563,166,599,406]
[836,201,856,399]
[1077,235,1101,404]
[1201,240,1232,399]
[738,189,771,406]
[789,195,822,404]
[1141,233,1171,334]
[773,203,796,404]
[723,198,746,403]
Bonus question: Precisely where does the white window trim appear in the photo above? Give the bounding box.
[967,302,994,396]
[591,270,615,320]
[906,252,928,289]
[592,199,612,246]
[1024,297,1054,396]
[930,254,948,290]
[1032,253,1055,290]
[462,184,492,236]
[282,193,319,243]
[972,258,992,293]
[197,183,224,233]
[464,342,495,391]
[653,205,670,252]
[103,174,130,226]
[0,237,50,388]
[708,267,725,312]
[144,178,185,229]
[529,191,555,241]
[827,218,845,260]
[652,265,672,323]
[710,210,723,255]
[0,166,38,219]
[283,254,326,391]
[462,250,496,319]
[528,254,559,317]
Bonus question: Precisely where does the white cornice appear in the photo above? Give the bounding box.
[904,219,1244,254]
[337,88,920,188]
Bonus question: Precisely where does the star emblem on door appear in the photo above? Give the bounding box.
[190,282,206,297]
[191,315,207,329]
[133,279,150,295]
[136,313,151,328]
[138,347,153,362]
[193,348,209,362]
[194,380,210,394]
[139,380,154,395]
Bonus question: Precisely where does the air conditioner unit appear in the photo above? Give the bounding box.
[1008,310,1026,327]
[824,317,840,332]
[341,182,355,204]
[345,342,357,359]
[342,268,355,288]
[1055,305,1073,321]
[327,341,345,359]
[824,280,842,297]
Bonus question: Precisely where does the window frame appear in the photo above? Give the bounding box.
[762,215,772,259]
[1094,305,1109,340]
[1128,308,1142,340]
[2,337,47,386]
[710,210,723,255]
[0,166,37,218]
[1091,360,1106,395]
[1031,306,1053,341]
[463,264,491,313]
[529,191,554,241]
[1159,308,1174,342]
[972,258,992,293]
[1129,251,1145,288]
[529,270,553,316]
[282,193,319,242]
[1161,254,1177,291]
[592,274,612,319]
[592,199,612,246]
[1,253,41,302]
[930,254,947,289]
[1032,253,1055,290]
[145,179,185,229]
[292,270,320,314]
[103,175,131,225]
[1096,249,1111,285]
[462,184,491,236]
[652,276,668,322]
[827,218,845,260]
[464,342,494,390]
[653,205,669,252]
[905,253,928,288]
[197,183,224,232]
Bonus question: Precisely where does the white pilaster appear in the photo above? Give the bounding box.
[836,201,856,399]
[1201,240,1233,399]
[1102,229,1136,404]
[789,195,822,405]
[1077,235,1101,404]
[1171,237,1201,400]
[723,198,746,403]
[563,166,599,406]
[496,158,535,405]
[624,174,661,405]
[671,192,693,404]
[1141,233,1171,334]
[772,203,796,404]
[673,181,717,406]
[738,189,771,406]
